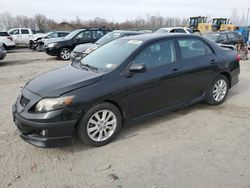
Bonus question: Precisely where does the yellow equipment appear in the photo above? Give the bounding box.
[188,17,237,35]
[212,18,236,31]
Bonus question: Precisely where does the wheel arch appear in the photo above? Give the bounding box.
[75,100,125,129]
[219,71,232,88]
[103,100,125,124]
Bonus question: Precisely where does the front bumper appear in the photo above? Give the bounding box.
[12,89,79,147]
[43,47,58,56]
[13,111,77,147]
[70,51,88,62]
[5,45,16,49]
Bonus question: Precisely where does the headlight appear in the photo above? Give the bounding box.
[35,96,74,113]
[47,43,57,48]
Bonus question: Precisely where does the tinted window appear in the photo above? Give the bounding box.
[76,31,92,41]
[218,34,227,42]
[9,29,19,35]
[175,29,186,33]
[0,32,10,36]
[92,30,104,39]
[132,40,176,69]
[21,29,29,34]
[178,38,212,59]
[228,33,236,40]
[48,33,58,38]
[59,32,68,37]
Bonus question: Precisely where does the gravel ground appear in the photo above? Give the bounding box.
[0,48,250,188]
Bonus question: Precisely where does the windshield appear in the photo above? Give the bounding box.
[203,34,219,42]
[64,30,82,40]
[95,32,122,45]
[155,28,170,33]
[80,39,143,72]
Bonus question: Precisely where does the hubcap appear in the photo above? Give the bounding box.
[213,79,227,102]
[87,110,117,142]
[61,50,70,60]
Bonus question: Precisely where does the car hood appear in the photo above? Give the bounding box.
[44,38,66,45]
[43,37,65,44]
[74,43,99,53]
[25,65,103,97]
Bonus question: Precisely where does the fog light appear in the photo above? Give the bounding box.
[40,130,47,137]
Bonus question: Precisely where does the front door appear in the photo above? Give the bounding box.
[126,39,183,118]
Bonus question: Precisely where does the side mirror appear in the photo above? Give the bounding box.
[129,64,146,73]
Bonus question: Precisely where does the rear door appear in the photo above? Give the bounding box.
[73,30,93,48]
[176,37,219,101]
[20,29,32,44]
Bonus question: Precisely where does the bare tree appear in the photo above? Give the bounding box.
[0,12,13,29]
[230,8,240,25]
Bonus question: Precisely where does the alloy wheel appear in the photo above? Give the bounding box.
[60,50,70,60]
[87,110,117,142]
[213,79,227,102]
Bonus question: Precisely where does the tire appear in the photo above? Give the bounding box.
[77,102,122,146]
[2,44,7,50]
[36,44,43,52]
[58,48,71,60]
[205,75,229,105]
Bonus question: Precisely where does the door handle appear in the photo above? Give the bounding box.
[210,59,217,64]
[172,68,179,72]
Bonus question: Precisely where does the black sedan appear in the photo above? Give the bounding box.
[203,31,243,45]
[12,33,240,147]
[70,30,145,62]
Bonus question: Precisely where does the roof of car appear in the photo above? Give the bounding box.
[118,33,194,42]
[206,31,238,35]
[158,27,189,30]
[112,30,145,34]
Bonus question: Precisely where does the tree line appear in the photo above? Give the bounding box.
[0,10,247,33]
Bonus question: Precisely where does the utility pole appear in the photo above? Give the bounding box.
[246,8,249,27]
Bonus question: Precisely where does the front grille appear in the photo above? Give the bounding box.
[20,95,30,107]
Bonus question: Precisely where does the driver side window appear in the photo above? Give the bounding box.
[132,40,176,69]
[10,29,19,35]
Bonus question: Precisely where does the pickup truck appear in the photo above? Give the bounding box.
[8,28,46,46]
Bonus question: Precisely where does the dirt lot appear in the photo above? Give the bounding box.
[0,48,250,188]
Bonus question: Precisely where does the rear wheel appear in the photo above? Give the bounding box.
[59,48,70,60]
[77,103,122,146]
[205,75,229,105]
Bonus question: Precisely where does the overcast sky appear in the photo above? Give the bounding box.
[0,0,249,22]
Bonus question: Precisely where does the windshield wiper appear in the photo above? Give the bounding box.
[80,63,98,71]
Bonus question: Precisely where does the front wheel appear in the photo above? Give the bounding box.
[205,75,229,105]
[59,48,71,60]
[77,103,122,146]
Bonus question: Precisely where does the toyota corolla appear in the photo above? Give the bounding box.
[12,34,240,147]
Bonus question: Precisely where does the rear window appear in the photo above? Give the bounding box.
[0,32,10,36]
